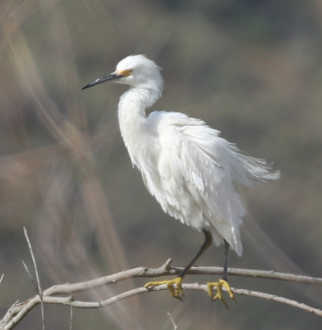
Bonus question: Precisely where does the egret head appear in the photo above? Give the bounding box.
[82,55,163,91]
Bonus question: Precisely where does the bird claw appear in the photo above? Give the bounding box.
[144,277,184,301]
[207,279,237,308]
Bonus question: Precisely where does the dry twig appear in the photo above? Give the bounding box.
[167,311,178,330]
[23,227,45,330]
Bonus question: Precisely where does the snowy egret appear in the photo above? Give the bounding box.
[82,55,279,306]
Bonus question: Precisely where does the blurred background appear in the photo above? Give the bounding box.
[1,0,322,329]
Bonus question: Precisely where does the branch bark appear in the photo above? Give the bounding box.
[2,260,322,329]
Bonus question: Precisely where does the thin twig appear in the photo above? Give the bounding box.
[167,311,178,329]
[23,228,43,292]
[0,274,4,284]
[23,227,45,330]
[22,261,42,297]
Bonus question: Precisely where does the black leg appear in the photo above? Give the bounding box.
[206,239,236,306]
[222,239,230,282]
[144,230,213,300]
[178,229,212,279]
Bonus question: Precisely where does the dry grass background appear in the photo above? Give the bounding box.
[1,0,322,329]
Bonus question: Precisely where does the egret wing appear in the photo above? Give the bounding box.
[154,112,244,254]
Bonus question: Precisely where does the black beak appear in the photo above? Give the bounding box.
[81,72,122,90]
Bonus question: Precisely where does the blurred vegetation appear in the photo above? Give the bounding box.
[1,0,322,329]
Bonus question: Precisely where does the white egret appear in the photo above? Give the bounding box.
[82,55,279,306]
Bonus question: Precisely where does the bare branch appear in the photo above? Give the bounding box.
[4,296,72,330]
[186,266,322,286]
[65,284,322,317]
[3,282,322,330]
[2,262,322,329]
[42,261,322,298]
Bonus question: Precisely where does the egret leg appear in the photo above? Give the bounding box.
[223,239,229,282]
[207,240,236,308]
[145,230,213,300]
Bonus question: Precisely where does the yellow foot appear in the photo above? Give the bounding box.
[144,277,184,301]
[207,279,237,308]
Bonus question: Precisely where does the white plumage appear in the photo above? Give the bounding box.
[82,54,279,302]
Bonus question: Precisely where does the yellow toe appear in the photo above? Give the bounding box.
[145,277,184,300]
[207,279,237,308]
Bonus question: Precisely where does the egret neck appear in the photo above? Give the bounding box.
[118,85,162,166]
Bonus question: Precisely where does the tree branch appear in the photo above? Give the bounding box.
[2,260,322,329]
[42,258,322,298]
